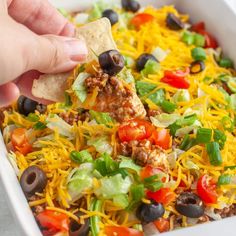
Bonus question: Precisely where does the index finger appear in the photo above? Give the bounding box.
[7,0,75,36]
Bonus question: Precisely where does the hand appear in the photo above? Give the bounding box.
[0,0,88,107]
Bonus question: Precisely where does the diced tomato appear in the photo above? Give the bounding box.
[11,128,32,155]
[161,69,190,89]
[147,188,176,206]
[105,226,144,236]
[118,119,154,142]
[118,119,171,149]
[153,218,170,233]
[191,21,205,33]
[199,30,218,49]
[155,129,171,150]
[131,13,155,29]
[197,175,218,204]
[141,165,164,179]
[37,210,69,236]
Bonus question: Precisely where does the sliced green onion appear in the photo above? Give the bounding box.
[136,81,156,96]
[218,174,231,185]
[194,33,205,47]
[90,199,102,236]
[219,58,234,69]
[145,181,163,192]
[141,59,161,76]
[27,113,40,122]
[191,47,206,61]
[127,184,145,211]
[176,113,198,126]
[182,31,195,45]
[70,150,93,164]
[203,76,212,84]
[179,134,190,150]
[206,142,223,166]
[179,134,196,151]
[161,100,177,113]
[221,116,234,132]
[33,122,46,130]
[196,128,212,143]
[213,129,226,149]
[168,122,181,137]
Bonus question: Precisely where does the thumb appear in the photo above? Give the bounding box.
[26,34,88,74]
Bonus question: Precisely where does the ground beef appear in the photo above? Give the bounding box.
[84,68,146,122]
[29,195,45,215]
[147,109,162,117]
[214,204,236,218]
[0,109,4,128]
[119,139,167,167]
[85,69,109,93]
[60,110,90,125]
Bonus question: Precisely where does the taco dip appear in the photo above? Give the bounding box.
[1,0,236,235]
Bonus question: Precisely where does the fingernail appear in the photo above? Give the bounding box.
[64,39,88,62]
[62,22,76,37]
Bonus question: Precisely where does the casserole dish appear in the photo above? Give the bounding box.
[1,0,236,235]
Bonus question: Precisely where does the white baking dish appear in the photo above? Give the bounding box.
[1,0,236,235]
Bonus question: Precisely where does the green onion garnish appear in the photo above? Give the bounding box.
[168,122,181,137]
[206,142,223,166]
[191,47,206,61]
[33,122,46,130]
[196,128,212,143]
[182,31,195,45]
[224,165,236,170]
[176,113,197,126]
[194,33,205,47]
[213,129,226,149]
[219,58,234,69]
[179,134,196,151]
[161,100,177,113]
[221,116,234,132]
[218,174,231,185]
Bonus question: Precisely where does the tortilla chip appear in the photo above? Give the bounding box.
[32,18,116,102]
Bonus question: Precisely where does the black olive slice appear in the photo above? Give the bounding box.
[20,166,47,198]
[122,0,140,13]
[136,53,158,71]
[136,202,165,223]
[69,212,89,236]
[190,61,205,74]
[102,9,119,26]
[175,192,205,218]
[98,50,125,76]
[166,13,184,30]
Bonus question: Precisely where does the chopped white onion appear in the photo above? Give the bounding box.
[74,13,89,24]
[205,207,222,221]
[152,47,168,62]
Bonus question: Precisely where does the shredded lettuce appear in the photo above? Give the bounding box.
[113,194,129,208]
[229,94,236,110]
[94,153,119,176]
[173,89,190,103]
[67,163,94,202]
[175,120,201,137]
[87,136,113,155]
[89,110,114,126]
[118,156,141,174]
[148,89,165,105]
[136,81,156,96]
[150,113,180,128]
[46,114,74,139]
[118,68,135,84]
[72,72,90,103]
[94,174,132,198]
[141,60,160,76]
[7,152,20,177]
